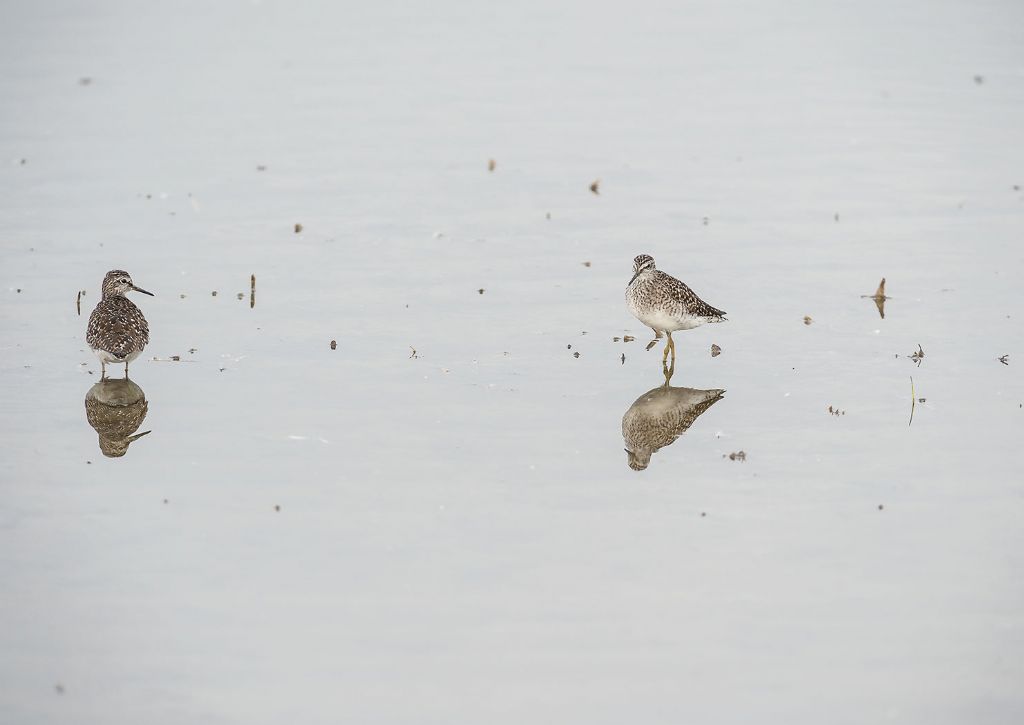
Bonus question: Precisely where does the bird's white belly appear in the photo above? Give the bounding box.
[92,348,142,365]
[636,309,703,333]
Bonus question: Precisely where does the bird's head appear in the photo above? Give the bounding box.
[628,254,656,285]
[101,270,153,298]
[625,447,652,471]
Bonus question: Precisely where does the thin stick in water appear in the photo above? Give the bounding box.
[909,376,916,427]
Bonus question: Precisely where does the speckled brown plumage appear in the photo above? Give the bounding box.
[621,382,725,471]
[635,269,726,321]
[626,254,726,363]
[86,270,153,377]
[87,296,149,358]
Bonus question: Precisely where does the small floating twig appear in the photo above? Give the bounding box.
[909,376,916,427]
[861,277,888,319]
[250,274,256,309]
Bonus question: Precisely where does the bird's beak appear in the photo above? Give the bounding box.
[131,284,154,296]
[627,270,641,286]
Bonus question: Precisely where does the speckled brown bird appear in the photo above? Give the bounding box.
[626,254,726,364]
[86,270,153,379]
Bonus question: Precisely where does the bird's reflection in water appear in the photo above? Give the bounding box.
[84,379,151,458]
[621,363,725,471]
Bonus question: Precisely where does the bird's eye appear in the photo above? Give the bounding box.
[121,278,129,283]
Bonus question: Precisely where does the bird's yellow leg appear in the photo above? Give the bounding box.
[668,333,676,365]
[662,358,675,385]
[662,337,671,364]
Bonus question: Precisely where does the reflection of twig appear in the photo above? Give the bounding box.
[861,277,888,319]
[909,376,916,427]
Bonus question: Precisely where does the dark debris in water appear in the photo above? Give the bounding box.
[330,340,337,350]
[861,278,888,319]
[803,315,813,325]
[589,179,600,195]
[998,354,1009,365]
[909,344,924,366]
[827,405,846,416]
[294,223,303,233]
[487,158,496,172]
[724,451,746,461]
[711,344,721,357]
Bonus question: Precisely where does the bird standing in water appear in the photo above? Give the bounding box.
[626,254,726,364]
[86,270,153,379]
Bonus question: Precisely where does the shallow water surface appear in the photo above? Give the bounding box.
[1,1,1023,723]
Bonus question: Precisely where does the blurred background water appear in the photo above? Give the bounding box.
[1,1,1022,723]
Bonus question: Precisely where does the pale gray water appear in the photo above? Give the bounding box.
[1,1,1023,723]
